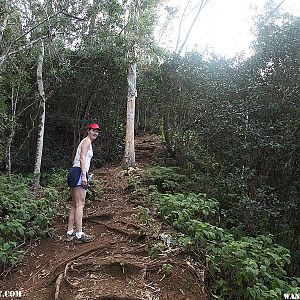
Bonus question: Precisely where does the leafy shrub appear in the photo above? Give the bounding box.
[162,263,173,276]
[149,191,300,299]
[130,166,300,299]
[145,166,190,193]
[0,171,66,270]
[150,192,219,225]
[148,242,165,259]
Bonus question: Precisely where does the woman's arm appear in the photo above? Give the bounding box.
[80,138,90,186]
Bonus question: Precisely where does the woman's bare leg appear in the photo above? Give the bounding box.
[67,188,76,232]
[73,186,86,234]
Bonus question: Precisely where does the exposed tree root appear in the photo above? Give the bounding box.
[66,259,144,275]
[115,209,139,215]
[117,220,141,230]
[90,220,145,239]
[46,241,119,286]
[21,263,48,288]
[54,273,63,300]
[63,261,77,287]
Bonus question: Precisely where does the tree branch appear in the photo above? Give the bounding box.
[6,10,63,54]
[61,12,86,21]
[264,0,287,22]
[175,0,192,53]
[178,0,210,55]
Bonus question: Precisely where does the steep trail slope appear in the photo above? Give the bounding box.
[1,134,206,300]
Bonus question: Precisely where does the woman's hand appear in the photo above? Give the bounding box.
[81,173,88,188]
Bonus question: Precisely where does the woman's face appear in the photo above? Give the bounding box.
[88,129,100,140]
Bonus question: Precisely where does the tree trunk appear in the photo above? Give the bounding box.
[6,86,18,179]
[0,0,9,44]
[88,0,100,42]
[144,109,147,132]
[163,112,174,156]
[123,62,137,167]
[123,0,138,168]
[34,40,46,190]
[0,0,9,72]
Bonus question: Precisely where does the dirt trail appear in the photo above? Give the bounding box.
[1,134,206,300]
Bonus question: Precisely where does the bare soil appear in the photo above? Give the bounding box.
[1,134,206,300]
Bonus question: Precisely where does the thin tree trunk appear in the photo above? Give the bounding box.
[0,0,9,72]
[6,86,18,179]
[136,107,140,133]
[34,40,46,190]
[0,0,9,44]
[88,0,100,42]
[163,112,174,156]
[123,0,138,168]
[123,62,137,167]
[144,109,147,132]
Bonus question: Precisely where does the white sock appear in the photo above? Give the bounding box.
[76,231,83,239]
[67,230,74,235]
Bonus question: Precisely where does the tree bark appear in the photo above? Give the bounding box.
[6,86,18,179]
[123,0,138,168]
[0,0,9,44]
[123,62,137,167]
[87,0,100,42]
[34,40,46,190]
[163,112,174,156]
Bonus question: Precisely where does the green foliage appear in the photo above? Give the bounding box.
[152,190,300,299]
[131,165,300,299]
[0,172,64,269]
[138,15,300,276]
[162,263,173,276]
[42,169,69,203]
[172,232,194,249]
[137,205,150,225]
[148,242,165,259]
[144,166,191,193]
[87,177,103,201]
[151,192,219,226]
[0,242,23,267]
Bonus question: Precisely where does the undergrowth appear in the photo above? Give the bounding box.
[129,165,300,299]
[0,169,102,271]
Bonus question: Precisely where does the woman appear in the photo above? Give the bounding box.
[65,123,100,243]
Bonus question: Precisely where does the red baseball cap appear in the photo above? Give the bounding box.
[87,123,100,130]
